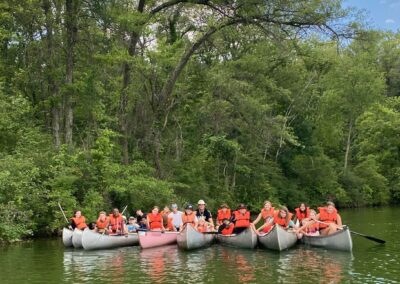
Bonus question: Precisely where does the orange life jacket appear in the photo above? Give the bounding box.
[217,209,231,222]
[261,207,275,220]
[262,223,273,233]
[109,214,124,232]
[295,207,310,222]
[148,213,163,230]
[96,217,109,229]
[233,210,250,228]
[318,207,338,229]
[71,216,87,230]
[197,223,208,233]
[273,212,293,228]
[307,221,319,233]
[221,224,234,235]
[182,212,196,225]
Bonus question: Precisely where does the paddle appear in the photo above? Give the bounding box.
[58,202,71,229]
[316,221,386,244]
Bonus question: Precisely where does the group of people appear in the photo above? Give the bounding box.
[69,200,343,238]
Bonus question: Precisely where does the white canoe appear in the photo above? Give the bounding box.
[62,228,73,247]
[177,225,215,250]
[81,228,139,250]
[217,228,257,249]
[302,226,353,252]
[72,228,83,248]
[258,225,297,251]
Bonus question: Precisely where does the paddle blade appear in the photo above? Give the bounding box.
[350,230,386,244]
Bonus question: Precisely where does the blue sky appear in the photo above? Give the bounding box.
[344,0,400,31]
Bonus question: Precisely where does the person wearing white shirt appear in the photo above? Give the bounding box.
[168,203,183,231]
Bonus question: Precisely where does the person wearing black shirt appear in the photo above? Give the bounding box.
[135,209,147,229]
[196,200,214,229]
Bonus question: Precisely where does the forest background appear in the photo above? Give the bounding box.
[1,0,400,241]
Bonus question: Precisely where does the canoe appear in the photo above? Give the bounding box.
[81,228,139,250]
[258,225,297,251]
[138,230,179,249]
[62,228,73,247]
[302,226,353,252]
[72,228,83,248]
[177,225,215,250]
[217,228,257,249]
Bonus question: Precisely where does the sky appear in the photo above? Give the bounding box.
[344,0,400,31]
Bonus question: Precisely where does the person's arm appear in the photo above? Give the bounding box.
[252,213,262,226]
[336,214,343,227]
[257,218,273,231]
[146,216,151,230]
[193,216,199,229]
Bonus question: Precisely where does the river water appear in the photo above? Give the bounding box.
[1,207,399,283]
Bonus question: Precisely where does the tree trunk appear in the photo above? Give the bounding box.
[119,0,146,164]
[64,0,78,145]
[43,0,61,148]
[344,120,353,171]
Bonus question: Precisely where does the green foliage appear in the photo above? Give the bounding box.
[0,0,399,242]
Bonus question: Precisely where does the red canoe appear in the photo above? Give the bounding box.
[138,231,179,249]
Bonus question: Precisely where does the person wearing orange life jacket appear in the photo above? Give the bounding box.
[316,201,342,236]
[147,206,165,231]
[180,204,198,231]
[197,217,212,233]
[216,204,231,228]
[251,200,275,231]
[70,210,88,230]
[95,211,109,233]
[257,206,294,234]
[232,203,251,234]
[160,206,173,231]
[294,209,320,239]
[108,208,126,234]
[218,218,235,235]
[294,203,311,225]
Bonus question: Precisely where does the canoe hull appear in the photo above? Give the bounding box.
[72,229,83,248]
[62,228,73,247]
[82,229,139,250]
[217,228,257,249]
[177,225,215,250]
[138,231,179,249]
[302,226,353,252]
[258,225,297,251]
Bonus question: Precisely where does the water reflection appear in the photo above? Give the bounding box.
[62,245,354,284]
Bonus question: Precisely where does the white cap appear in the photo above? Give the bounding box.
[198,200,206,205]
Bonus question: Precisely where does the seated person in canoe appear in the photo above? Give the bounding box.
[168,203,183,231]
[218,218,235,235]
[135,209,148,229]
[180,204,198,231]
[316,202,343,236]
[70,210,88,230]
[197,217,213,233]
[147,206,166,232]
[108,208,127,235]
[294,203,311,226]
[257,206,295,234]
[127,216,140,233]
[216,204,231,230]
[95,211,109,233]
[294,209,320,238]
[196,200,214,230]
[161,206,174,231]
[231,203,251,234]
[251,200,275,231]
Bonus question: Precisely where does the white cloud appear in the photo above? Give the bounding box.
[385,18,396,24]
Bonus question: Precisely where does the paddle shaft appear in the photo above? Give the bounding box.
[316,220,385,244]
[58,202,69,224]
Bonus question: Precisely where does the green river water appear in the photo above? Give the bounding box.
[1,207,399,283]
